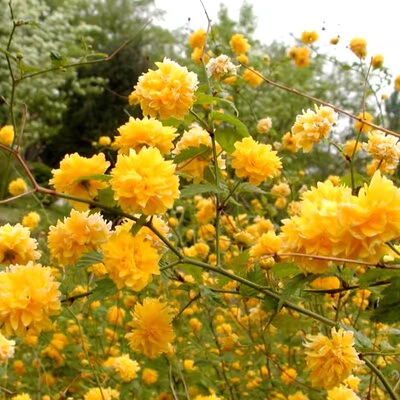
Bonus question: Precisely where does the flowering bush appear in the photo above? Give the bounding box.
[1,3,400,400]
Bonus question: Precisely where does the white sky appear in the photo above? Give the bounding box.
[154,0,400,90]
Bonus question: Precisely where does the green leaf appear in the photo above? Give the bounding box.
[199,285,225,306]
[235,182,267,195]
[371,277,400,324]
[50,51,68,67]
[130,214,148,236]
[97,187,117,207]
[16,61,42,74]
[227,250,250,270]
[180,264,204,284]
[180,183,226,198]
[271,262,299,278]
[88,278,117,304]
[173,145,211,165]
[278,274,313,311]
[76,251,103,269]
[214,125,248,154]
[195,92,216,105]
[240,266,265,298]
[359,268,400,288]
[210,111,249,139]
[75,174,111,182]
[340,173,365,189]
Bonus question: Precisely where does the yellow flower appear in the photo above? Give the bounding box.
[131,58,198,120]
[300,30,319,44]
[237,53,249,64]
[288,392,309,400]
[142,368,159,384]
[191,47,210,66]
[83,387,120,400]
[110,147,179,215]
[363,130,400,171]
[11,394,31,400]
[172,124,225,183]
[354,111,373,133]
[371,54,384,69]
[107,305,126,326]
[109,354,140,382]
[291,105,337,152]
[394,75,400,91]
[102,221,160,291]
[50,153,110,211]
[0,262,61,337]
[310,276,341,291]
[288,46,310,67]
[183,359,198,371]
[48,209,111,266]
[125,297,175,359]
[281,132,298,153]
[8,178,27,196]
[195,196,216,224]
[0,332,15,361]
[250,231,282,267]
[279,180,352,273]
[330,36,340,45]
[343,139,362,157]
[114,116,177,155]
[206,54,238,80]
[349,37,367,59]
[256,117,272,134]
[98,136,112,146]
[242,67,263,88]
[0,223,40,265]
[327,385,361,400]
[189,28,206,49]
[231,137,282,186]
[304,328,363,388]
[21,211,41,231]
[0,125,14,146]
[271,182,291,197]
[230,33,250,55]
[280,366,297,384]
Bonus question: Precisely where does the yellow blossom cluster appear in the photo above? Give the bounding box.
[231,137,282,186]
[280,171,400,273]
[114,116,177,155]
[300,30,319,44]
[304,328,363,388]
[291,105,337,152]
[349,37,367,59]
[110,147,180,215]
[125,297,175,359]
[130,58,198,120]
[101,220,161,291]
[47,209,111,266]
[0,124,14,146]
[50,153,110,211]
[8,178,28,196]
[0,262,61,336]
[0,223,40,265]
[288,46,310,67]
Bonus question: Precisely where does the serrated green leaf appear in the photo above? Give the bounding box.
[352,329,374,349]
[199,285,225,306]
[210,111,249,137]
[76,251,103,269]
[195,92,216,105]
[97,187,117,207]
[180,183,226,198]
[173,145,211,165]
[213,118,249,154]
[271,262,299,278]
[88,278,117,304]
[75,174,111,182]
[372,277,400,323]
[227,250,250,270]
[278,274,313,311]
[180,264,204,284]
[235,182,267,195]
[359,268,399,288]
[240,266,265,298]
[340,173,365,189]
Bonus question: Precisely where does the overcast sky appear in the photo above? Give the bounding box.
[154,0,400,91]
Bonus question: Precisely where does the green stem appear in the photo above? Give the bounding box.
[361,356,399,400]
